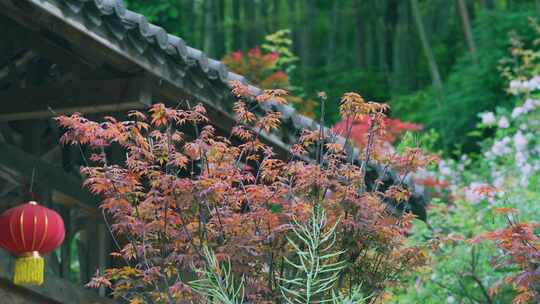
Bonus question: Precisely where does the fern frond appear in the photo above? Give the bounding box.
[331,284,371,304]
[189,246,245,304]
[279,207,346,304]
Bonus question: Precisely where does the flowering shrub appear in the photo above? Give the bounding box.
[57,83,433,303]
[391,26,540,304]
[222,47,289,90]
[393,76,540,303]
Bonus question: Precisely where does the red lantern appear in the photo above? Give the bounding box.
[0,201,65,285]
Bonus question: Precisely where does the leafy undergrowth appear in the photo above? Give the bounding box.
[393,9,538,154]
[391,22,540,304]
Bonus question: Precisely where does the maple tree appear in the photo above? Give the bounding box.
[472,209,540,304]
[57,83,433,303]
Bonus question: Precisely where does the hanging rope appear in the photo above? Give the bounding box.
[29,167,36,201]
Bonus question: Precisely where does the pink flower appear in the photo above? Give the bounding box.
[231,51,243,62]
[264,52,279,63]
[248,46,262,58]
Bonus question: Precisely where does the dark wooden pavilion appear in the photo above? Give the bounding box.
[0,0,329,302]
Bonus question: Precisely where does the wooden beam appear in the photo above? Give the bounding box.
[0,13,112,80]
[0,51,35,80]
[0,78,151,121]
[0,142,99,210]
[52,191,97,216]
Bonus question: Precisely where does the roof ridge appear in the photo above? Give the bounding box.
[58,0,325,145]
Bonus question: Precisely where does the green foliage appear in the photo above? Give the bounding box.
[393,9,538,154]
[262,29,299,73]
[396,129,440,155]
[391,27,540,301]
[279,207,346,304]
[190,246,245,304]
[124,1,182,33]
[331,285,369,304]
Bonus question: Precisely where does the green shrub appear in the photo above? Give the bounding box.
[393,9,537,154]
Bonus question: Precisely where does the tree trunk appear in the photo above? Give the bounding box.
[376,16,387,73]
[287,0,299,65]
[216,0,226,56]
[233,0,243,50]
[245,0,257,47]
[186,0,196,45]
[259,0,269,37]
[364,10,375,68]
[457,0,477,61]
[354,0,365,67]
[299,0,315,84]
[273,0,281,31]
[410,0,443,92]
[392,0,411,92]
[480,0,495,9]
[328,0,339,66]
[467,0,476,21]
[203,0,215,57]
[384,0,399,79]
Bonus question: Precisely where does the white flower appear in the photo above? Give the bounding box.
[446,296,455,304]
[512,106,525,119]
[465,190,483,204]
[480,112,496,125]
[440,167,451,176]
[509,76,540,94]
[493,176,505,188]
[528,76,540,91]
[523,164,533,175]
[464,182,484,204]
[524,98,538,111]
[438,160,453,176]
[509,80,522,95]
[464,182,496,205]
[515,151,527,165]
[513,132,528,151]
[498,117,510,129]
[491,137,511,156]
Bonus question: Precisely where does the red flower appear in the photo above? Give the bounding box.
[231,51,243,62]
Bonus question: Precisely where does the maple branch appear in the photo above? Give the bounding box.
[316,93,326,165]
[359,114,375,193]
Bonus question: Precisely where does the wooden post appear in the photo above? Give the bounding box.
[59,206,73,281]
[97,222,110,297]
[78,218,99,285]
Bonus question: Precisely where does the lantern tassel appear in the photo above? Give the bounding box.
[13,252,44,286]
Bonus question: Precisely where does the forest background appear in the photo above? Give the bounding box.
[127,0,539,155]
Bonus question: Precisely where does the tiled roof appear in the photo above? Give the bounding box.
[54,0,324,150]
